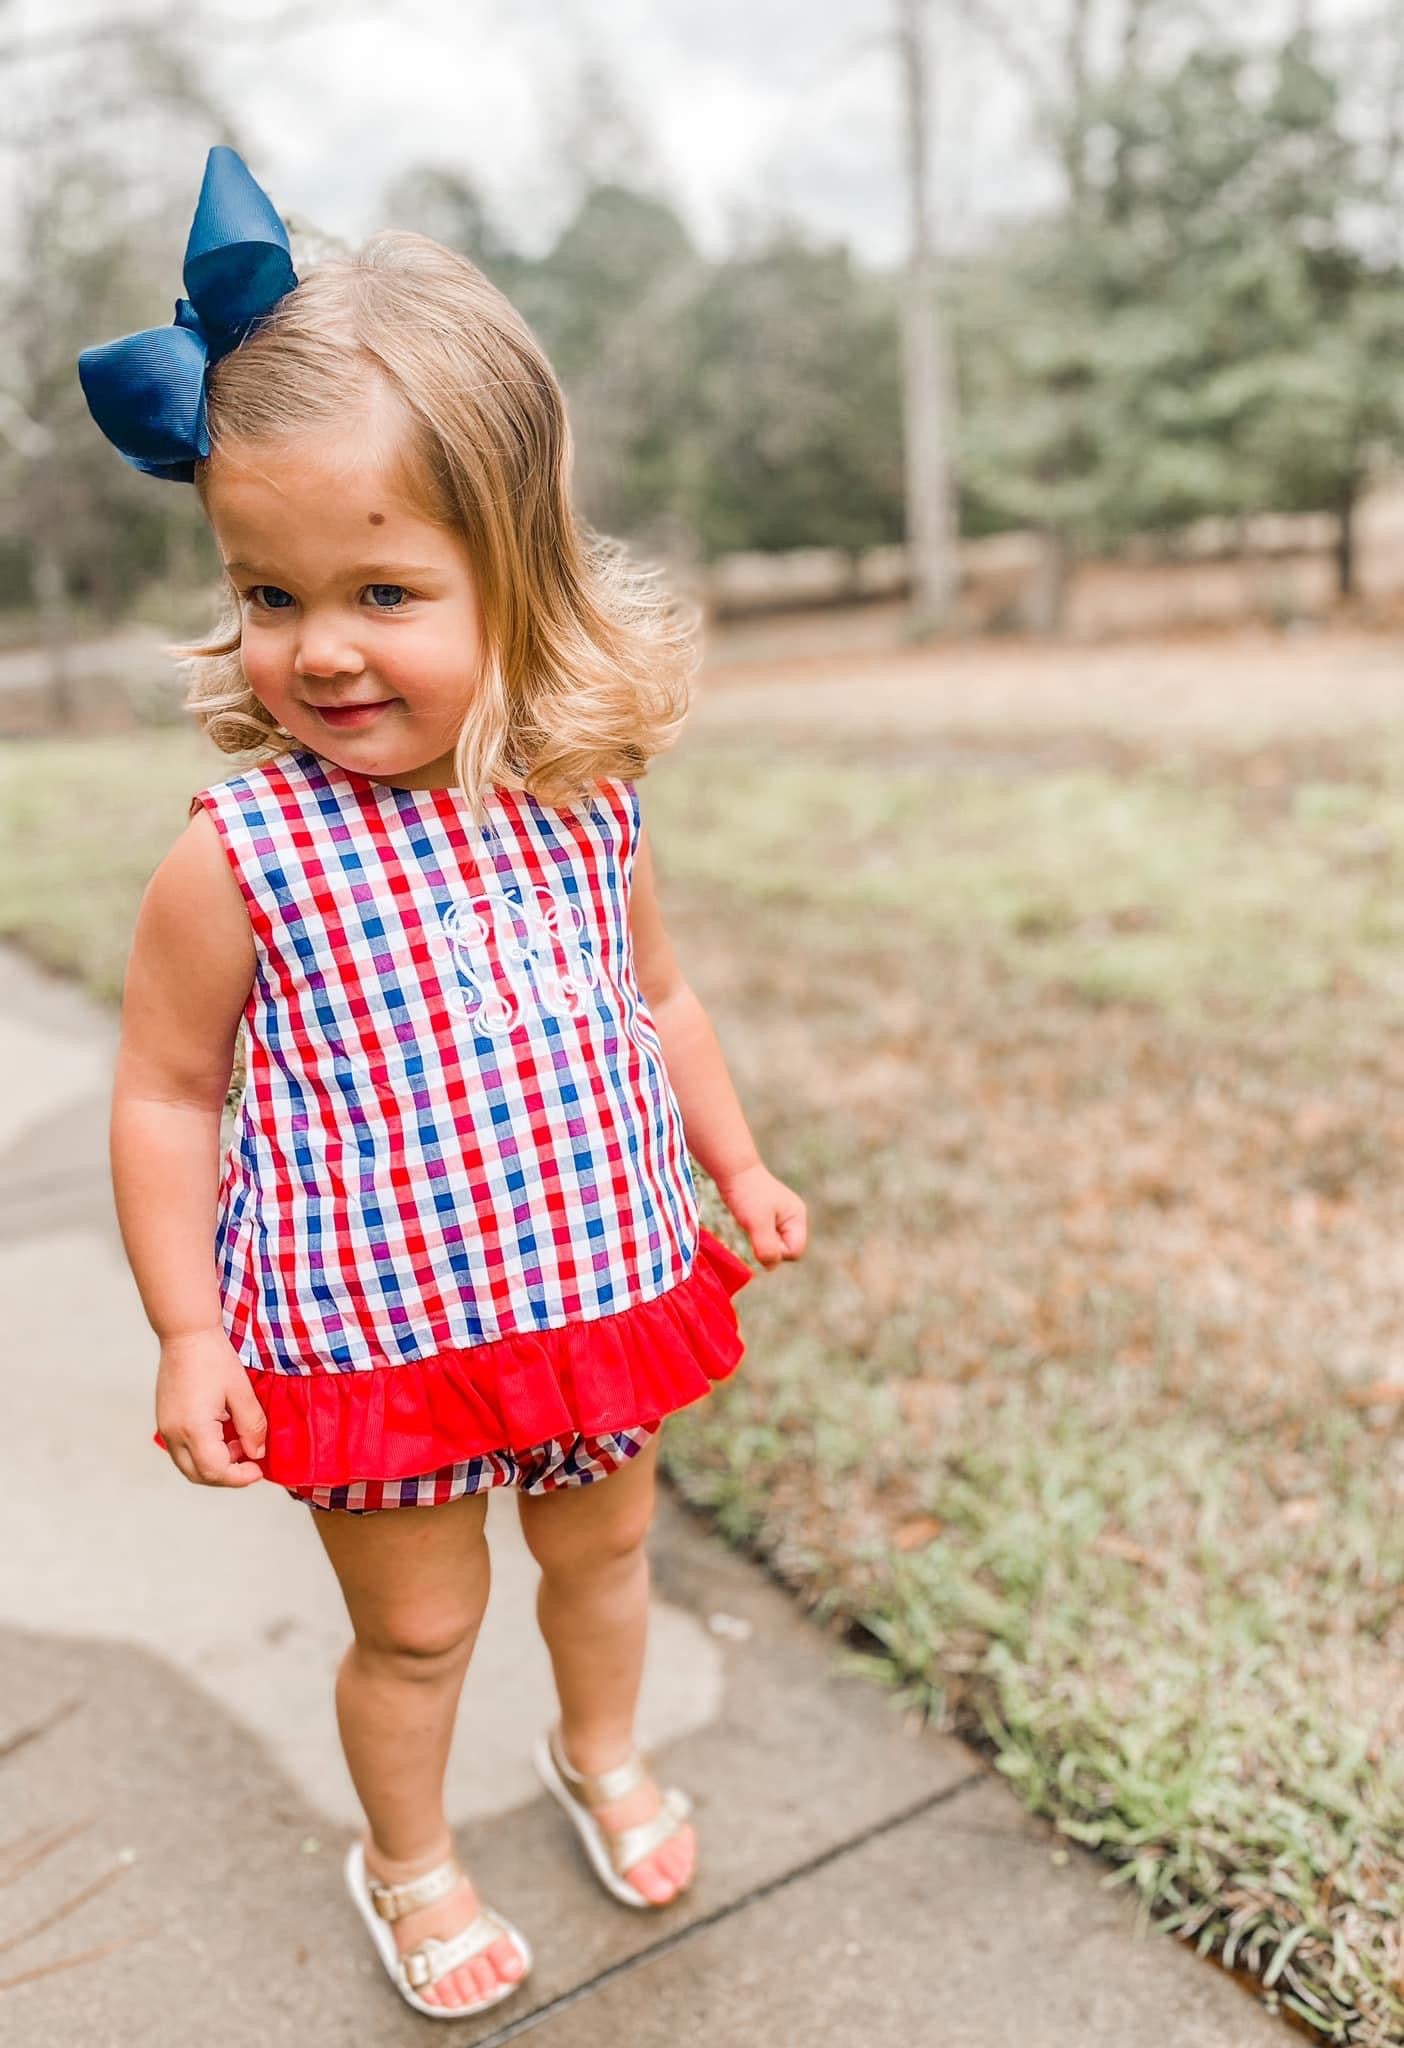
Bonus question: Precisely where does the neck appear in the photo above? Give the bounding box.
[359,750,460,792]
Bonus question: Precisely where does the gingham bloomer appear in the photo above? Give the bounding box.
[150,750,750,1492]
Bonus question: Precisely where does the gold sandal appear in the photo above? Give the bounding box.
[343,1838,532,2020]
[532,1723,695,1909]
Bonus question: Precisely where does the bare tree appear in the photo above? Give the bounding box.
[0,1,355,721]
[952,0,1200,210]
[1380,0,1404,259]
[895,0,960,636]
[1061,0,1094,209]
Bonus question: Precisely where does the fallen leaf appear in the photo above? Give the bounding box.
[1343,1381,1404,1408]
[1090,1532,1168,1575]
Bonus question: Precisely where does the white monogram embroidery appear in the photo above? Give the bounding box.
[429,884,598,1036]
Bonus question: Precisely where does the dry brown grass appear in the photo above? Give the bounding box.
[8,625,1404,2036]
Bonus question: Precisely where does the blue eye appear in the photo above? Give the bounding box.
[242,582,409,611]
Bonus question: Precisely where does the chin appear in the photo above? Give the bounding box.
[337,740,457,785]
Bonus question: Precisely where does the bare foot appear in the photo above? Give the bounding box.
[362,1834,526,2011]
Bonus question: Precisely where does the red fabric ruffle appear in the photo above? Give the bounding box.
[152,1227,752,1489]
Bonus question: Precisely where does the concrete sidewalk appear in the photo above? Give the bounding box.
[0,945,1289,2044]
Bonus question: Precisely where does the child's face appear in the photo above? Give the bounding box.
[203,411,485,789]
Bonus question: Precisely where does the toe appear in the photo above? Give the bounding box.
[420,1952,509,2012]
[626,1849,676,1904]
[437,1961,482,2009]
[658,1828,695,1891]
[438,1966,471,2009]
[634,1824,695,1901]
[489,1932,526,1982]
[472,1954,502,2001]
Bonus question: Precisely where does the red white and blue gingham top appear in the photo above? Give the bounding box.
[157,749,750,1490]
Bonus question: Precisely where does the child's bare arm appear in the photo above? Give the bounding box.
[111,809,267,1482]
[630,826,806,1269]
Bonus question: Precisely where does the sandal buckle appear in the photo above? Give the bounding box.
[367,1851,463,1922]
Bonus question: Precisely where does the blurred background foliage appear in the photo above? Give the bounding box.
[9,16,1404,2030]
[7,2,1404,631]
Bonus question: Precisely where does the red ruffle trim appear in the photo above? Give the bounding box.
[152,1227,752,1489]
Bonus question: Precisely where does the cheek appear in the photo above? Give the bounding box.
[238,629,283,697]
[383,617,484,699]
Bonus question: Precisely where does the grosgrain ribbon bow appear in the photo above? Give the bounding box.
[77,145,297,483]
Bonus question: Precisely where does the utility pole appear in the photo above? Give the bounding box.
[896,0,959,635]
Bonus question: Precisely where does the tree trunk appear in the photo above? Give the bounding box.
[1110,0,1153,213]
[1336,476,1357,601]
[1027,526,1072,634]
[1062,0,1093,210]
[1385,0,1404,264]
[896,0,959,636]
[32,536,76,728]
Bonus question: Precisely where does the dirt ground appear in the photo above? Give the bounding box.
[699,614,1404,743]
[666,626,1404,1425]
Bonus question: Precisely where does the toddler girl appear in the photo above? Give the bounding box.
[82,148,806,2023]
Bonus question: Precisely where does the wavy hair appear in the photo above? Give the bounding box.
[177,231,698,815]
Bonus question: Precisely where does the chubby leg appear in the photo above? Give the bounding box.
[309,1489,526,2009]
[517,1430,696,1904]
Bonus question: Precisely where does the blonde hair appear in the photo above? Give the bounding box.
[178,231,698,813]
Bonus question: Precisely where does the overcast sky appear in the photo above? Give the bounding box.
[244,0,1050,263]
[9,0,1391,268]
[221,0,1043,266]
[14,0,1054,266]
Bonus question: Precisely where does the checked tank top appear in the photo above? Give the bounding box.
[167,749,751,1491]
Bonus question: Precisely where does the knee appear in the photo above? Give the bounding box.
[354,1596,486,1673]
[525,1499,655,1584]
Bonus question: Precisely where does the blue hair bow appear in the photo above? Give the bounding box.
[77,146,297,483]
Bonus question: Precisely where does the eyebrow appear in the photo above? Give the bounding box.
[224,561,443,580]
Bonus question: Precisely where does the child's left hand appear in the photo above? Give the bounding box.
[716,1162,808,1271]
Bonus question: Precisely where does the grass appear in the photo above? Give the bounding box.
[0,730,218,998]
[651,739,1404,1025]
[667,1281,1404,2034]
[12,722,1404,1021]
[652,725,1404,2042]
[5,681,1404,2038]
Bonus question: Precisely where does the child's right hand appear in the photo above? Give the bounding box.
[155,1328,268,1488]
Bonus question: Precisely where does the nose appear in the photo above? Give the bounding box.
[293,613,366,680]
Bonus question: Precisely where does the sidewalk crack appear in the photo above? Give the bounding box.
[472,1766,990,2044]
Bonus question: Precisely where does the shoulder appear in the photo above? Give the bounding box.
[130,808,256,1008]
[123,813,255,1069]
[144,806,252,930]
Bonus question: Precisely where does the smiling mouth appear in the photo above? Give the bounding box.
[313,700,398,729]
